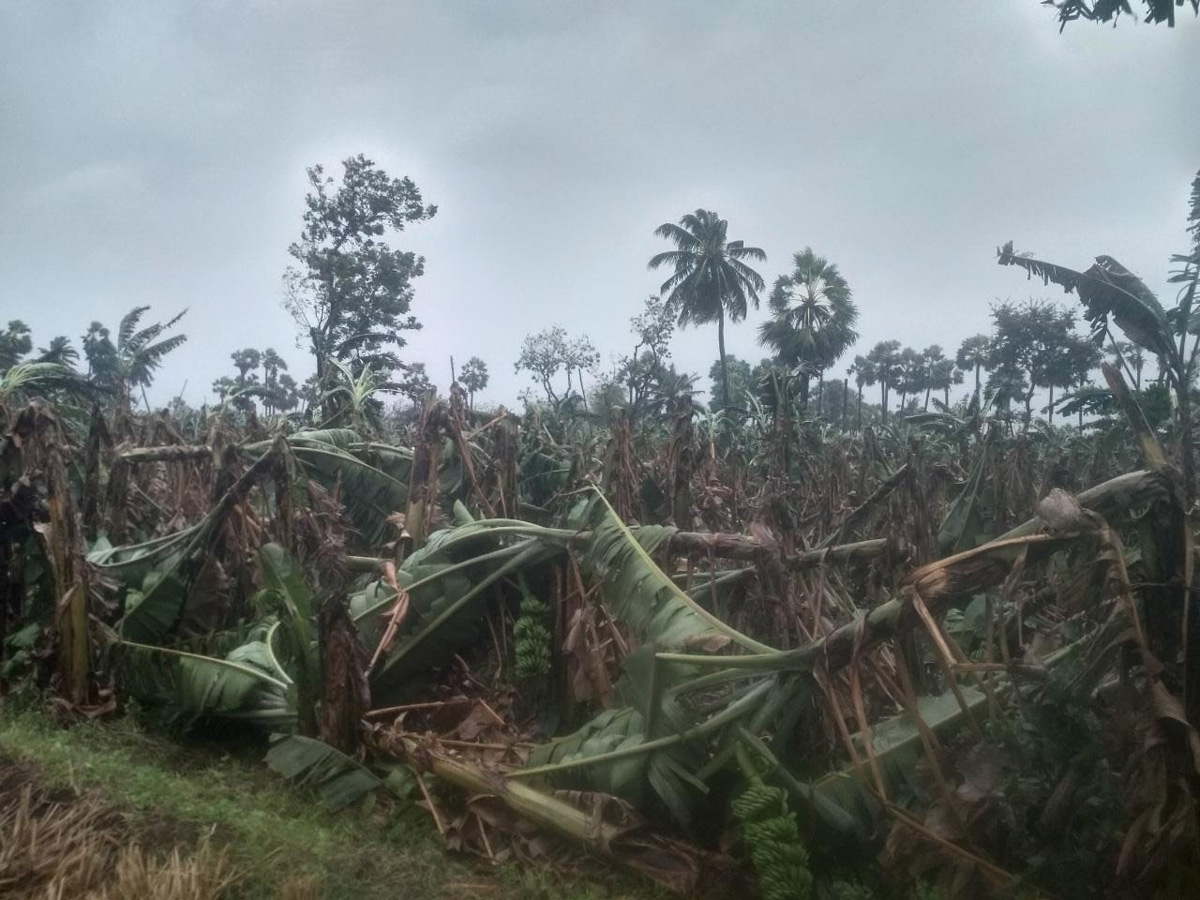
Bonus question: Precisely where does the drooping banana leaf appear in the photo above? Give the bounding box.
[366,522,560,700]
[255,543,316,676]
[96,442,282,644]
[94,519,216,645]
[353,513,577,699]
[810,683,996,836]
[253,543,319,729]
[527,706,648,798]
[118,628,295,732]
[519,447,572,508]
[348,441,415,487]
[265,733,381,810]
[997,242,1178,365]
[242,429,410,548]
[569,491,772,654]
[526,647,716,815]
[285,429,362,450]
[525,669,784,828]
[88,523,202,585]
[435,435,465,498]
[521,493,789,826]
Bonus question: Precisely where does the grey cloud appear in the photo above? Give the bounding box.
[1,1,1196,406]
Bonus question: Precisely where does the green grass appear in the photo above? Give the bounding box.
[0,703,656,900]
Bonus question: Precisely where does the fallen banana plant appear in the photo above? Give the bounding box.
[382,732,735,896]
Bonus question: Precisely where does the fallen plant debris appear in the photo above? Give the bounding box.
[3,319,1200,899]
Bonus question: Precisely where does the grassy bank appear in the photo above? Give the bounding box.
[0,704,655,900]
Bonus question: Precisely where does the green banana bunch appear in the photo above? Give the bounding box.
[513,590,551,679]
[732,780,813,900]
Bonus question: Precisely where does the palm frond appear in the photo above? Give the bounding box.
[0,362,93,400]
[651,223,700,250]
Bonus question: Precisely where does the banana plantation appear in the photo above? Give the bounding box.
[3,0,1200,870]
[4,155,1200,898]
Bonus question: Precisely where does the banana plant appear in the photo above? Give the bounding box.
[242,428,412,548]
[354,505,569,701]
[319,359,394,434]
[116,620,295,732]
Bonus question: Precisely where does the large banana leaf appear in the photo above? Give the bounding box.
[527,706,649,799]
[362,519,562,700]
[254,543,319,730]
[95,442,283,644]
[569,492,771,654]
[525,667,788,828]
[284,428,362,450]
[243,430,410,548]
[521,493,789,826]
[255,543,316,676]
[265,734,381,809]
[88,525,201,585]
[118,628,295,732]
[810,685,988,834]
[997,242,1177,364]
[94,517,219,645]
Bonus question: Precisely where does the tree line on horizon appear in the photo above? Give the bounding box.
[0,154,1187,439]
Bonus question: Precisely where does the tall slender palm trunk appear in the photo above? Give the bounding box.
[717,311,729,410]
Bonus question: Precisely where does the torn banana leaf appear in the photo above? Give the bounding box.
[243,429,411,548]
[118,625,295,732]
[265,733,381,810]
[569,491,771,654]
[361,519,562,700]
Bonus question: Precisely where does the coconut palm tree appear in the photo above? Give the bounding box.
[648,210,766,410]
[757,248,858,409]
[36,336,79,367]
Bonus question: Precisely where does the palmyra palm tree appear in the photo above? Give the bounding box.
[648,210,766,410]
[956,334,991,399]
[757,248,858,409]
[849,355,874,430]
[867,340,901,423]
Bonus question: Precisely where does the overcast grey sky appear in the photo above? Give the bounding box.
[2,1,1197,407]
